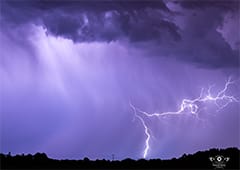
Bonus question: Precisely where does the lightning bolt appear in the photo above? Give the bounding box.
[130,77,239,158]
[130,103,150,158]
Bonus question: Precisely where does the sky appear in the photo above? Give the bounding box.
[0,0,239,160]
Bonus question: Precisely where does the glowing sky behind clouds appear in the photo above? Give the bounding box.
[0,0,239,160]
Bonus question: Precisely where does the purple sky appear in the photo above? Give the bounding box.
[0,0,239,160]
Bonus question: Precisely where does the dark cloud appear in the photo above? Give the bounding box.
[176,0,239,12]
[1,0,179,43]
[4,0,169,12]
[139,0,240,68]
[1,0,239,68]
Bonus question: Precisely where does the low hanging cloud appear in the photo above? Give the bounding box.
[177,0,239,11]
[148,0,240,68]
[2,0,178,42]
[1,0,239,68]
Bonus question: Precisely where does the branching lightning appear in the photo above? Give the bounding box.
[130,77,239,159]
[130,104,150,158]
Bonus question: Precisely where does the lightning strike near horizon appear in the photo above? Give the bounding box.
[130,104,150,159]
[130,77,239,159]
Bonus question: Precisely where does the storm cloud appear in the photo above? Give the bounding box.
[1,0,239,68]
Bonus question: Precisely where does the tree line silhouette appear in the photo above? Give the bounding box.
[1,147,239,169]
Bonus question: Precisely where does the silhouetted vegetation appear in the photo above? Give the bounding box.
[1,147,239,169]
